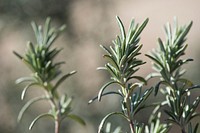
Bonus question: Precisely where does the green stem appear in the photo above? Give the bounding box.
[46,91,61,133]
[129,119,135,133]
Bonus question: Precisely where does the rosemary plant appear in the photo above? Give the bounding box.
[14,18,85,133]
[89,16,160,133]
[146,19,200,133]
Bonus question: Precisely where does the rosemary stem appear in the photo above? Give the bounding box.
[55,118,60,133]
[129,119,135,133]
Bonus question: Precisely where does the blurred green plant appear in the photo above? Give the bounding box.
[14,18,85,133]
[146,18,200,133]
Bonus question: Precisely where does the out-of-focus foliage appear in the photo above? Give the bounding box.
[14,18,85,132]
[0,0,72,21]
[147,19,200,133]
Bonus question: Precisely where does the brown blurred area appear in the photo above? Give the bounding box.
[0,0,200,132]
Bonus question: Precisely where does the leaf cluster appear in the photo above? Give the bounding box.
[147,19,200,133]
[14,18,85,131]
[90,16,200,133]
[90,16,167,133]
[146,19,193,83]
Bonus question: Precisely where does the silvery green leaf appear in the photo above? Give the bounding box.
[67,114,86,126]
[17,96,48,122]
[29,113,54,130]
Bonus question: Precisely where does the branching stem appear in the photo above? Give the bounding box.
[47,91,61,133]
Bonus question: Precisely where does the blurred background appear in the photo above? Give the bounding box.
[0,0,199,132]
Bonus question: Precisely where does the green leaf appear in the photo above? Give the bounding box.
[98,81,123,101]
[17,96,48,122]
[43,17,51,45]
[15,77,36,84]
[127,44,143,62]
[174,21,193,46]
[29,113,54,130]
[128,83,143,97]
[52,71,77,92]
[145,73,161,81]
[125,68,140,80]
[47,33,58,48]
[154,81,171,96]
[187,113,200,123]
[60,95,72,114]
[48,48,63,59]
[116,16,126,41]
[193,123,199,133]
[175,44,187,59]
[185,96,200,121]
[164,110,179,125]
[134,123,145,133]
[88,91,123,104]
[130,18,149,43]
[158,38,166,53]
[109,46,118,59]
[186,85,200,92]
[13,51,23,59]
[103,55,119,71]
[166,118,180,126]
[27,42,36,54]
[21,82,39,100]
[127,76,147,85]
[132,87,153,115]
[31,21,39,43]
[146,54,165,71]
[100,45,112,56]
[127,19,135,44]
[105,63,119,80]
[67,114,86,126]
[98,112,127,133]
[165,22,172,44]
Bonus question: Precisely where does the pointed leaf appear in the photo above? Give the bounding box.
[194,123,199,133]
[145,72,161,81]
[158,38,166,53]
[17,96,48,122]
[67,114,86,126]
[130,18,149,43]
[174,21,193,46]
[116,16,126,41]
[13,51,23,59]
[15,77,36,84]
[100,45,112,56]
[127,76,147,85]
[31,21,39,43]
[98,112,127,133]
[29,113,54,130]
[43,17,51,45]
[52,71,77,92]
[88,91,123,104]
[98,81,123,101]
[154,81,171,96]
[105,63,119,80]
[103,55,119,71]
[21,82,39,100]
[146,54,165,71]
